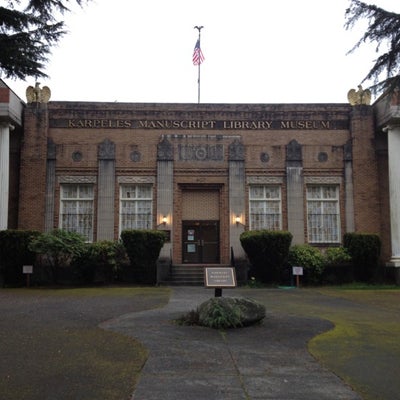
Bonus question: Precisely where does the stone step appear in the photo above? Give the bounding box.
[162,264,231,286]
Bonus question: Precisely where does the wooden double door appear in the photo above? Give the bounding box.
[182,220,220,264]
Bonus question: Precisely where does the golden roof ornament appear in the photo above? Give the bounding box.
[347,85,371,106]
[26,82,51,103]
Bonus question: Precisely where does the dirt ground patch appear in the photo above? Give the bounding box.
[0,287,170,400]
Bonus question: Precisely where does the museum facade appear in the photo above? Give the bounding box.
[2,79,400,283]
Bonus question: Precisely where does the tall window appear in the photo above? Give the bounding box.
[249,185,282,230]
[60,184,94,241]
[120,185,153,232]
[307,185,340,243]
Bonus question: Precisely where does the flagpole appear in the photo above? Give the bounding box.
[194,26,203,104]
[197,46,201,104]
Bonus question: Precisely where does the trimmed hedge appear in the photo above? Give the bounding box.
[0,230,40,286]
[343,233,381,281]
[120,229,166,284]
[240,230,292,283]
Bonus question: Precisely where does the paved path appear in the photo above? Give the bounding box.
[101,287,362,400]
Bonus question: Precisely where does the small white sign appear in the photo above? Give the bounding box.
[23,265,33,274]
[292,266,303,276]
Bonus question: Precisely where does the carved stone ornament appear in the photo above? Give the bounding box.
[130,151,141,162]
[344,140,353,161]
[26,82,51,103]
[179,144,223,161]
[72,151,83,162]
[98,138,115,160]
[47,138,56,160]
[260,152,270,163]
[228,139,245,161]
[318,152,328,162]
[157,137,173,161]
[286,139,302,161]
[347,85,371,106]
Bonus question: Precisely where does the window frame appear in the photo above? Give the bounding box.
[249,185,282,231]
[306,184,341,244]
[59,183,94,242]
[119,184,153,234]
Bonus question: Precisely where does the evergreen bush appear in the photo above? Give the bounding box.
[29,229,86,284]
[343,233,381,281]
[240,230,292,283]
[288,244,325,285]
[322,246,354,284]
[72,240,127,284]
[324,246,352,266]
[120,229,166,284]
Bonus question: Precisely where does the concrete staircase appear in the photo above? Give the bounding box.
[162,264,231,286]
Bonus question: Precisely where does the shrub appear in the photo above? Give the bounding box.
[72,240,127,284]
[198,298,243,329]
[288,244,325,285]
[343,233,381,281]
[29,229,86,284]
[240,230,292,283]
[324,246,352,266]
[120,229,166,284]
[322,246,353,284]
[0,230,40,286]
[197,297,266,329]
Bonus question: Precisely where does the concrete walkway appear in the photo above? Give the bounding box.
[101,287,362,400]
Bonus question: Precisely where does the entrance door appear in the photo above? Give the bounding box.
[182,221,219,263]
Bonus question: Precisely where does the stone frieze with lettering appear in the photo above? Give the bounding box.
[49,118,348,130]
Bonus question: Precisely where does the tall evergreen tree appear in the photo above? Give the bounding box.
[345,0,400,96]
[0,0,88,79]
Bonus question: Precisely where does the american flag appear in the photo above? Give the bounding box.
[192,39,204,65]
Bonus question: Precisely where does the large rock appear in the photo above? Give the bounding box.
[197,297,266,329]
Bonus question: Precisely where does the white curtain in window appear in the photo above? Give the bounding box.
[249,185,282,231]
[120,185,153,231]
[307,185,340,243]
[60,184,94,241]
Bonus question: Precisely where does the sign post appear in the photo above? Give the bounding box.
[292,266,303,288]
[204,267,237,297]
[23,265,33,288]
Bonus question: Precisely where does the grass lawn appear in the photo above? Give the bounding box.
[310,286,400,400]
[240,285,400,400]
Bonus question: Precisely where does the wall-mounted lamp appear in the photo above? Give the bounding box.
[157,215,168,228]
[235,215,245,227]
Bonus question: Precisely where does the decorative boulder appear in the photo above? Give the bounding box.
[197,297,266,329]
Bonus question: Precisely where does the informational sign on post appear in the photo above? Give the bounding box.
[204,267,237,297]
[292,266,303,276]
[23,265,33,288]
[292,266,303,288]
[205,267,237,288]
[23,265,33,274]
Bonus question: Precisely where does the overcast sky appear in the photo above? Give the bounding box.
[3,0,400,104]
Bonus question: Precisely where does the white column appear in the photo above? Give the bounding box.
[0,123,10,230]
[387,125,400,265]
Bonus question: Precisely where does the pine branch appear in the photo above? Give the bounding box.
[0,0,87,79]
[345,0,400,95]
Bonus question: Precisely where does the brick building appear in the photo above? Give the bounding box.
[1,79,400,283]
